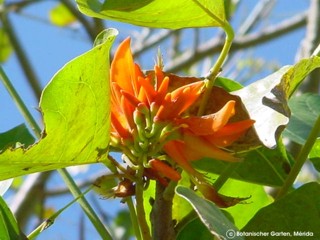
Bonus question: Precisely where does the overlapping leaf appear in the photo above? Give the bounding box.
[176,186,243,240]
[233,56,320,148]
[309,139,320,172]
[0,29,118,181]
[242,182,320,237]
[0,197,24,239]
[193,142,290,187]
[76,0,226,29]
[283,93,320,145]
[0,124,35,151]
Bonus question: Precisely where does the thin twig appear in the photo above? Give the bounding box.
[0,12,42,99]
[60,0,97,41]
[166,11,307,73]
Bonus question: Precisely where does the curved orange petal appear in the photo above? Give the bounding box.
[164,141,206,181]
[205,119,255,147]
[182,132,240,162]
[111,112,131,139]
[155,81,204,121]
[210,100,236,131]
[110,38,143,95]
[149,159,181,181]
[154,65,165,89]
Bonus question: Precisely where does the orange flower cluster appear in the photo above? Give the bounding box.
[110,38,254,206]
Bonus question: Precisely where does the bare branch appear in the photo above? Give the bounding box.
[165,11,307,73]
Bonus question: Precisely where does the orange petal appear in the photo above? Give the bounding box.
[154,65,165,90]
[120,95,135,131]
[182,132,240,162]
[206,119,255,147]
[164,141,206,181]
[170,81,204,113]
[154,76,169,106]
[214,119,255,137]
[138,77,157,105]
[175,100,237,135]
[210,100,236,131]
[149,159,181,181]
[111,112,131,139]
[110,38,142,95]
[155,81,204,121]
[121,90,141,108]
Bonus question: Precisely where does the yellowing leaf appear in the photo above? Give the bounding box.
[49,3,76,27]
[0,28,12,63]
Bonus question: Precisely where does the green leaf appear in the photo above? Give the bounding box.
[76,0,226,29]
[176,217,213,240]
[0,124,35,151]
[215,76,243,91]
[176,186,244,240]
[283,93,320,145]
[49,3,77,27]
[0,29,118,181]
[0,28,13,63]
[193,143,290,186]
[172,172,193,222]
[219,179,273,229]
[242,182,320,238]
[0,196,24,239]
[113,210,134,240]
[233,56,320,148]
[309,139,320,172]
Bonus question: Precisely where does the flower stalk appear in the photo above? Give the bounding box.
[197,22,234,116]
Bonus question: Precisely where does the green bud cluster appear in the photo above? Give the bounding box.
[126,102,175,165]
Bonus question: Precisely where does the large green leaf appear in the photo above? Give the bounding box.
[0,29,118,181]
[176,186,243,240]
[233,56,320,148]
[0,196,24,239]
[242,182,320,238]
[283,93,320,145]
[0,124,35,151]
[76,0,226,29]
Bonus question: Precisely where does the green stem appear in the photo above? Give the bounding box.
[0,66,41,138]
[1,67,113,239]
[277,115,320,199]
[126,196,142,240]
[197,23,234,116]
[197,23,235,189]
[28,186,93,239]
[135,167,152,240]
[58,168,113,240]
